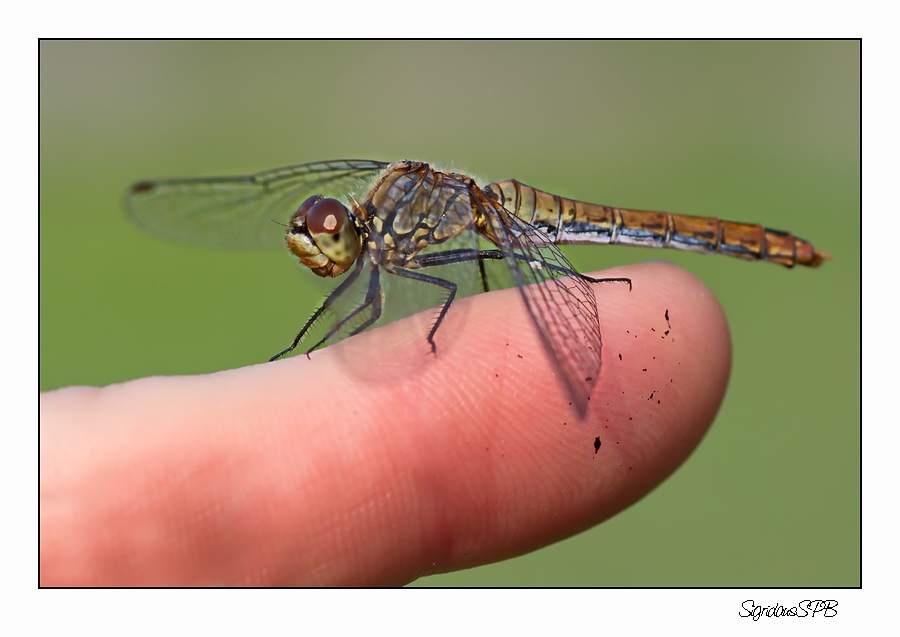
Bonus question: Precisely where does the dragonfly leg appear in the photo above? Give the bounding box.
[303,263,383,353]
[410,248,614,284]
[342,281,384,339]
[388,266,457,354]
[269,256,368,361]
[478,255,489,293]
[408,248,502,293]
[581,275,632,291]
[408,248,505,267]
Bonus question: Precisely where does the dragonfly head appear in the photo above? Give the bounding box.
[286,195,362,278]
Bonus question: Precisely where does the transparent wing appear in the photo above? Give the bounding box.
[477,193,602,417]
[126,159,390,248]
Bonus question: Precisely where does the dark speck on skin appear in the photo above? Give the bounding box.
[594,437,601,454]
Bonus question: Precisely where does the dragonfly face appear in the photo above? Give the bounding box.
[286,195,362,278]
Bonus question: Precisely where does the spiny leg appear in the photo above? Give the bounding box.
[388,266,457,354]
[581,275,632,291]
[410,248,630,288]
[303,263,382,353]
[408,247,494,292]
[269,256,367,361]
[410,248,503,268]
[478,254,490,293]
[343,275,384,339]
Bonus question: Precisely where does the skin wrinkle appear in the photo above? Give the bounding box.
[278,421,389,584]
[417,327,536,574]
[360,362,502,581]
[273,355,461,585]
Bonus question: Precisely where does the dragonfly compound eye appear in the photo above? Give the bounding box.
[294,194,323,220]
[305,198,360,266]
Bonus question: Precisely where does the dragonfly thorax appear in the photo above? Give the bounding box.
[286,195,362,278]
[363,161,481,266]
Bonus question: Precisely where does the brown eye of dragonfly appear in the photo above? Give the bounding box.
[304,198,360,265]
[306,198,348,235]
[291,194,323,227]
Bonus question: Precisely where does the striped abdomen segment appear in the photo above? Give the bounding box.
[485,179,829,268]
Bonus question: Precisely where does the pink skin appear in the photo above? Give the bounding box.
[40,262,731,586]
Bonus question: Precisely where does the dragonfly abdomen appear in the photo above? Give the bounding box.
[486,180,828,268]
[609,209,827,267]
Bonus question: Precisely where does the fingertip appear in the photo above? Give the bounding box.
[582,261,731,498]
[325,261,733,576]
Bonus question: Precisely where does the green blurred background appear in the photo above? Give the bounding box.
[39,41,859,586]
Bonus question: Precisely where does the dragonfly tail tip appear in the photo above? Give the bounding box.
[813,250,834,267]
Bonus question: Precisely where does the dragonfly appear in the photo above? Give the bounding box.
[127,159,829,416]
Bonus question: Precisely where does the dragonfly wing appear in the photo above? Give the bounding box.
[479,194,602,417]
[126,159,389,248]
